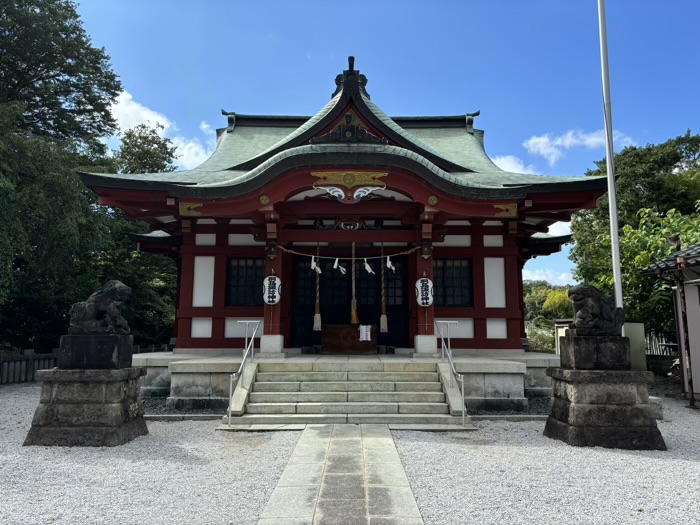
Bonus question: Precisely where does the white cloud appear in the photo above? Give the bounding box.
[199,120,215,136]
[522,268,577,286]
[523,129,635,166]
[171,136,213,170]
[110,91,215,170]
[492,155,539,174]
[548,221,571,236]
[112,91,173,135]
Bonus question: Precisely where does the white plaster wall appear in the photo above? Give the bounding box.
[439,235,471,247]
[191,318,213,338]
[197,219,217,225]
[483,235,504,247]
[487,318,508,339]
[225,318,265,338]
[484,257,506,308]
[195,233,217,246]
[192,256,215,307]
[435,318,474,338]
[228,233,257,246]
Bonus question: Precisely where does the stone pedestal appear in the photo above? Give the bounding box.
[58,334,133,369]
[544,335,665,450]
[24,367,148,447]
[414,335,437,354]
[260,335,284,353]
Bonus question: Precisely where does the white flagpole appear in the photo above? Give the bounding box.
[597,0,624,310]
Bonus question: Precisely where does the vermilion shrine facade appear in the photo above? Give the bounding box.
[80,58,607,355]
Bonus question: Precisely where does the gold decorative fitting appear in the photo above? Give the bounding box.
[179,202,203,217]
[427,195,438,206]
[493,203,517,218]
[311,171,387,189]
[259,194,271,205]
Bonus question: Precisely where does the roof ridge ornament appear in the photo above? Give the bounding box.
[465,110,480,134]
[221,109,236,132]
[332,56,370,100]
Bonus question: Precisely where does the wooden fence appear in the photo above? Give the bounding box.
[0,353,58,385]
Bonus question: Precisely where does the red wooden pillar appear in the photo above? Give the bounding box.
[211,221,229,340]
[177,227,195,342]
[471,221,487,341]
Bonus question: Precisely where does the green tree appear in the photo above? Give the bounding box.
[0,3,177,350]
[99,122,178,344]
[615,206,700,336]
[570,132,700,334]
[0,104,106,349]
[542,289,572,319]
[0,0,122,146]
[114,123,178,174]
[571,132,700,287]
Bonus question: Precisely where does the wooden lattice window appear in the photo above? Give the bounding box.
[226,258,265,306]
[433,259,473,307]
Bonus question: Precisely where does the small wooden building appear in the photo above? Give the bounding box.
[80,58,607,356]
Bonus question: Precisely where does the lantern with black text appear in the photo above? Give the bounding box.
[262,275,282,305]
[415,277,434,307]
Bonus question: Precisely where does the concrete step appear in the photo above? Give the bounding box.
[251,381,444,392]
[252,382,301,392]
[221,413,468,426]
[346,392,445,403]
[255,371,440,382]
[347,372,440,382]
[248,391,445,403]
[245,402,450,415]
[255,372,348,382]
[256,362,438,373]
[249,391,349,403]
[395,382,443,392]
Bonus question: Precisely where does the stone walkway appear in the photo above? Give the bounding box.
[258,424,424,525]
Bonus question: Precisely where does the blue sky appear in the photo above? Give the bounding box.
[77,0,700,285]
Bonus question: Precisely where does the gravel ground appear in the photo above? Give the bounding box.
[0,383,300,525]
[393,397,700,525]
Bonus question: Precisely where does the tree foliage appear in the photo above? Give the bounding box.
[523,280,570,331]
[114,123,178,174]
[570,132,700,336]
[0,0,122,146]
[0,2,177,350]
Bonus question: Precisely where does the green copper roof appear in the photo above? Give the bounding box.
[80,59,607,199]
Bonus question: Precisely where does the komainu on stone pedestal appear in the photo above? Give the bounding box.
[24,280,148,447]
[543,285,666,450]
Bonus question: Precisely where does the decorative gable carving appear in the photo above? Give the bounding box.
[310,111,387,145]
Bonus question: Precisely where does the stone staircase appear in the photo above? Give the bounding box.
[222,360,471,426]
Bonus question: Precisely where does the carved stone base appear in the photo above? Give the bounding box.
[543,367,666,450]
[24,367,148,447]
[58,334,133,369]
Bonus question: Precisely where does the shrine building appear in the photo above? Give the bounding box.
[80,57,607,357]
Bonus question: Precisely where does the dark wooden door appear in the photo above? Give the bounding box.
[291,255,408,348]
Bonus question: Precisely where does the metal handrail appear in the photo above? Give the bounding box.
[435,320,467,426]
[227,320,261,426]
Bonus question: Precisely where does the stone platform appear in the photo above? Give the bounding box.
[24,367,148,447]
[134,352,547,413]
[544,335,666,450]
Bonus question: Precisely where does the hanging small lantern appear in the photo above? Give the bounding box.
[262,273,282,305]
[415,272,434,307]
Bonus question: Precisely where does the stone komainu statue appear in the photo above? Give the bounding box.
[68,280,132,335]
[568,284,625,336]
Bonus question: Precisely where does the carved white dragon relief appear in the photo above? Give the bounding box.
[312,184,386,204]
